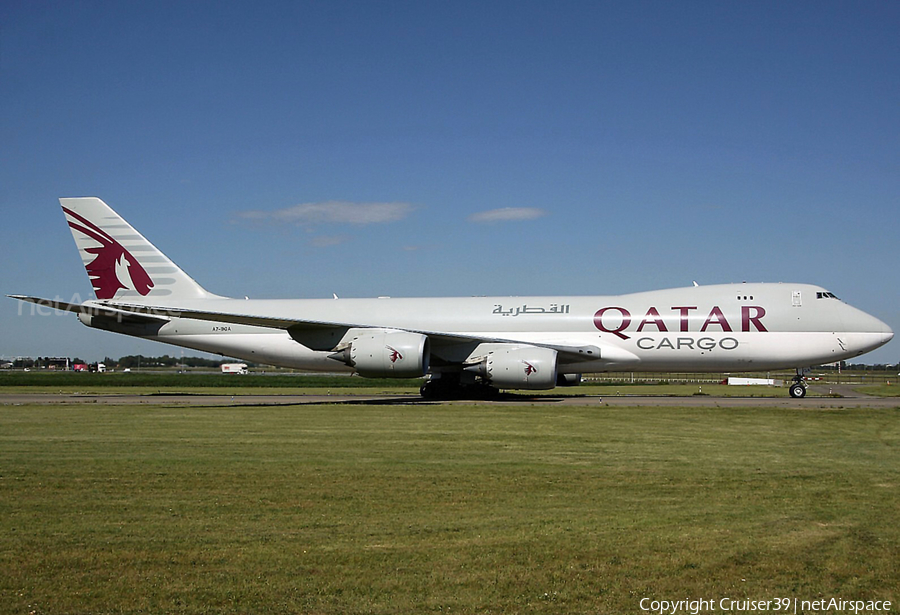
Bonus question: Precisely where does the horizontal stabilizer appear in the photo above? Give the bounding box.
[8,295,170,324]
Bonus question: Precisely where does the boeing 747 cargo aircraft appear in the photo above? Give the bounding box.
[10,198,893,398]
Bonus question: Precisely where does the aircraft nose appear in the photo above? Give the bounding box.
[840,304,893,354]
[869,312,894,343]
[858,312,893,352]
[879,321,894,346]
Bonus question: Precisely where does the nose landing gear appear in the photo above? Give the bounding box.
[789,369,809,398]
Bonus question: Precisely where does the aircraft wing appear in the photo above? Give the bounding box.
[89,300,603,363]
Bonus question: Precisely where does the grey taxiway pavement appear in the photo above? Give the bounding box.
[1,387,896,408]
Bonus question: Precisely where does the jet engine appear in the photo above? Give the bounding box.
[329,330,430,378]
[556,373,583,386]
[464,345,558,390]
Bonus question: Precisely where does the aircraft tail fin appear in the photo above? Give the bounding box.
[61,197,217,302]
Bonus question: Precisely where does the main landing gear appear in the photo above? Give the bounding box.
[420,373,499,400]
[789,369,809,398]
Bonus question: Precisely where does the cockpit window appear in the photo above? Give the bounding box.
[816,291,840,300]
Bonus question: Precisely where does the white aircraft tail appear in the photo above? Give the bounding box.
[61,197,216,302]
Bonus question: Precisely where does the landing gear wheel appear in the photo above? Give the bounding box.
[420,382,438,400]
[789,383,807,398]
[420,377,499,400]
[471,383,500,399]
[420,375,461,400]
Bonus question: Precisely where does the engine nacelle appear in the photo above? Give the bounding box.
[332,330,430,378]
[556,373,582,386]
[466,345,558,390]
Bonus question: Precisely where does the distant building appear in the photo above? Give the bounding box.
[43,357,71,370]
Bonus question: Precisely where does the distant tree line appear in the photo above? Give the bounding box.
[4,355,255,369]
[6,357,87,369]
[818,362,899,372]
[113,354,252,369]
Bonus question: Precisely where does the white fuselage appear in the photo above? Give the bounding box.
[83,282,893,375]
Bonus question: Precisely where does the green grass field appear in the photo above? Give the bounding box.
[1,400,898,614]
[0,371,423,397]
[0,371,420,388]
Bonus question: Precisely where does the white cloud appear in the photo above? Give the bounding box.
[467,207,547,223]
[239,201,414,226]
[309,235,349,248]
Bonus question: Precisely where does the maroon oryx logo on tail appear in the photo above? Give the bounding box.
[63,207,154,299]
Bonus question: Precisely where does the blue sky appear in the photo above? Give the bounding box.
[1,0,898,365]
